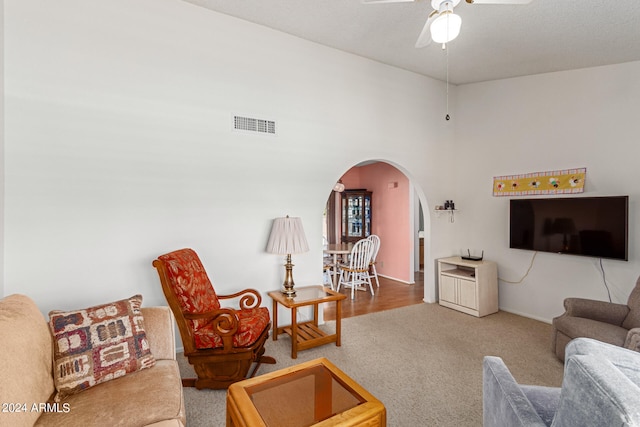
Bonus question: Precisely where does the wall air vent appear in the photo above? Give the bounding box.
[233,115,276,135]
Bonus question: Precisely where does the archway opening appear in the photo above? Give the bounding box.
[322,160,430,319]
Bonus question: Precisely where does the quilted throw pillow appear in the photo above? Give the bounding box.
[48,295,156,399]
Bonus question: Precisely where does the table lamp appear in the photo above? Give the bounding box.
[266,216,309,297]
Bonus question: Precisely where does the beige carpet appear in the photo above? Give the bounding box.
[178,303,564,426]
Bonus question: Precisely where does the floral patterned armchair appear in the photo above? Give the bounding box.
[153,248,275,389]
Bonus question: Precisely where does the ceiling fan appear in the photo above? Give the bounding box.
[362,0,533,48]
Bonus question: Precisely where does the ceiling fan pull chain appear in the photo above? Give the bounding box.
[444,4,451,122]
[445,37,451,121]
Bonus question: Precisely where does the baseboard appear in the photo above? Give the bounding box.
[499,307,552,324]
[378,274,414,285]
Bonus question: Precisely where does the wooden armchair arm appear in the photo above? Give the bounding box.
[218,288,263,310]
[184,308,239,337]
[563,298,629,326]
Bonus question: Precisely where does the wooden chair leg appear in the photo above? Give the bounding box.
[181,378,197,387]
[260,356,277,364]
[248,355,277,378]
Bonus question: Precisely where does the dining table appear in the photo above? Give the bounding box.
[323,243,353,289]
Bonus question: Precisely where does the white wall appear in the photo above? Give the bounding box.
[0,0,4,298]
[455,61,640,322]
[3,0,454,314]
[7,0,634,325]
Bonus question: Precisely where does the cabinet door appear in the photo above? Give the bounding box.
[341,191,373,242]
[363,194,371,237]
[348,195,363,238]
[439,275,457,304]
[458,278,477,309]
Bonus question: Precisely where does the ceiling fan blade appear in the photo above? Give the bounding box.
[415,12,437,48]
[465,0,532,4]
[361,0,416,3]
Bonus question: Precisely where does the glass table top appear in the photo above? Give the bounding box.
[269,286,343,306]
[245,362,364,427]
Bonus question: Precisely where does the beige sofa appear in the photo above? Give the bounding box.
[0,294,186,427]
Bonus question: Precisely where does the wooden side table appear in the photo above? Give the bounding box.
[226,357,386,427]
[268,286,346,359]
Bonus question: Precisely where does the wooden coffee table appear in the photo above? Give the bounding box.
[268,286,346,359]
[226,357,386,427]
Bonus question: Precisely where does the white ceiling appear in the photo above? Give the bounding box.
[179,0,640,85]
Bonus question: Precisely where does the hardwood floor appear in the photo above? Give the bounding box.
[324,271,425,321]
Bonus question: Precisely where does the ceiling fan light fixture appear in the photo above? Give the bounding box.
[430,10,462,44]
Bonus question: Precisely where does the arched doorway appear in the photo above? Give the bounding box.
[323,160,429,318]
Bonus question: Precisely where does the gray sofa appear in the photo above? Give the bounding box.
[483,338,640,427]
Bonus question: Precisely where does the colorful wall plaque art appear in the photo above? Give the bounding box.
[493,168,586,197]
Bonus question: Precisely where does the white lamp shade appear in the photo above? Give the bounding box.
[266,216,310,255]
[430,12,462,44]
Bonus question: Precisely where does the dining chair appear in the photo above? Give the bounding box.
[323,260,335,290]
[337,238,375,299]
[367,234,381,288]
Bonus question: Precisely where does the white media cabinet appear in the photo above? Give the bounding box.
[437,256,498,317]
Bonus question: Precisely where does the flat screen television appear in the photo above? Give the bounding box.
[509,196,628,261]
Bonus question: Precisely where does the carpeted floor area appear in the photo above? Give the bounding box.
[178,303,564,426]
